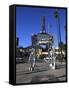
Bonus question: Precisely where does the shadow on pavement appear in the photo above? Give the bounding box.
[31,75,66,83]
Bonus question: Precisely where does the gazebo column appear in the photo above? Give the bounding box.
[52,56,55,69]
[48,43,53,67]
[49,42,56,70]
[49,51,53,68]
[51,48,56,70]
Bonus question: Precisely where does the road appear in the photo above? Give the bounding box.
[16,62,66,84]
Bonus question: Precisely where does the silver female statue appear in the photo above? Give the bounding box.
[29,48,35,71]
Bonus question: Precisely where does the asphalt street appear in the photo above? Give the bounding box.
[16,62,66,84]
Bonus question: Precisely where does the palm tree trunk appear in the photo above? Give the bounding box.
[58,17,63,63]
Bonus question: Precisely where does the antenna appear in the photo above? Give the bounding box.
[41,16,46,33]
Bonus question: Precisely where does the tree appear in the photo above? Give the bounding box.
[54,9,61,47]
[54,9,63,63]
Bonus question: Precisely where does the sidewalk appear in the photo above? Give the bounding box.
[16,62,66,84]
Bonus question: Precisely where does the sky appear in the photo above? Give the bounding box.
[16,6,66,48]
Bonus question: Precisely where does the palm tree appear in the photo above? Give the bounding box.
[64,24,67,44]
[54,9,61,47]
[54,9,63,62]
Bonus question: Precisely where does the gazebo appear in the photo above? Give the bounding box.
[31,16,56,69]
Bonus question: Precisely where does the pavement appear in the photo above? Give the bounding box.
[16,62,66,84]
